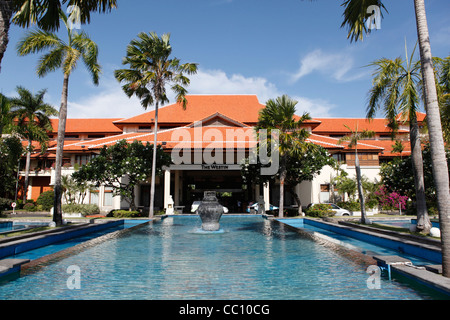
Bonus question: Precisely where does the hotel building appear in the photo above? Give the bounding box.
[17,95,421,214]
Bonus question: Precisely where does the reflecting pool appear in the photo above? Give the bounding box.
[0,216,446,299]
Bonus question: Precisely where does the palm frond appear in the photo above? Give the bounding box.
[37,47,64,77]
[340,0,387,43]
[16,29,63,56]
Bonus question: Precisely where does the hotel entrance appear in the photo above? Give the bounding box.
[182,170,247,213]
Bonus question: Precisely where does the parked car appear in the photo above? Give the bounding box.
[191,201,202,213]
[246,202,278,213]
[306,203,351,216]
[191,201,229,213]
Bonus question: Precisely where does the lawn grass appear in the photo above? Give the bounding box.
[0,226,52,239]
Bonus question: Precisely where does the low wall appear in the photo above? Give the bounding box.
[0,220,123,260]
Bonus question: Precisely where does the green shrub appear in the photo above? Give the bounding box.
[36,190,54,211]
[62,204,100,216]
[305,204,333,218]
[0,198,13,210]
[111,210,145,218]
[337,201,360,212]
[23,202,35,211]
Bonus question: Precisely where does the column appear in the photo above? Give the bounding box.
[174,170,180,206]
[164,169,171,209]
[263,182,270,211]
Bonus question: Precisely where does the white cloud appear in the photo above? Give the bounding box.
[293,96,336,118]
[292,49,367,83]
[187,69,279,103]
[66,68,334,119]
[67,76,145,118]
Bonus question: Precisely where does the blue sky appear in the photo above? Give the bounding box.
[1,0,449,119]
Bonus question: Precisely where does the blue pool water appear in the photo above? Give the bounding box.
[7,220,146,261]
[0,215,446,300]
[278,219,436,265]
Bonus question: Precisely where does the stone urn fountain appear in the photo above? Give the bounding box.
[197,191,224,231]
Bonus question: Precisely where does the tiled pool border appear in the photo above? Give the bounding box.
[275,217,450,296]
[2,215,450,298]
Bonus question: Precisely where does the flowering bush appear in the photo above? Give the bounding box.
[374,185,408,210]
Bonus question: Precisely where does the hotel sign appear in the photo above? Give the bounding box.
[201,164,230,170]
[169,164,241,171]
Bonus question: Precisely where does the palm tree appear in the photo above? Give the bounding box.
[9,86,58,202]
[256,95,311,218]
[338,123,375,224]
[17,12,101,225]
[0,0,13,71]
[341,0,450,278]
[114,32,198,218]
[340,0,387,43]
[366,44,432,234]
[432,55,450,144]
[1,0,116,70]
[0,92,12,136]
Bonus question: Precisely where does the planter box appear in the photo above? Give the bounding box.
[62,213,83,218]
[351,210,376,216]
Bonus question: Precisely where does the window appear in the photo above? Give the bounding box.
[138,126,152,132]
[104,187,113,206]
[332,153,344,163]
[90,191,99,205]
[320,184,330,203]
[75,154,92,165]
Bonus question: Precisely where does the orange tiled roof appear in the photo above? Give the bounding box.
[60,126,259,152]
[312,118,409,134]
[359,139,412,157]
[395,112,426,123]
[50,118,123,134]
[113,95,266,126]
[307,134,384,151]
[58,126,385,154]
[113,95,320,128]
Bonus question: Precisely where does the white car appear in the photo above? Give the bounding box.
[307,203,352,216]
[191,201,202,213]
[247,203,278,213]
[191,201,229,213]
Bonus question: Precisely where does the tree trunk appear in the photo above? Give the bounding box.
[23,138,31,202]
[53,73,69,226]
[409,116,431,233]
[149,100,159,218]
[0,0,12,72]
[288,185,304,216]
[355,150,367,224]
[414,0,450,278]
[278,156,286,218]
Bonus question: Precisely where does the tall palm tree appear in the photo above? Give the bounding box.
[10,86,57,201]
[0,0,13,71]
[0,0,116,71]
[256,95,311,218]
[338,124,375,224]
[114,32,198,218]
[366,44,432,234]
[341,0,450,278]
[17,12,100,225]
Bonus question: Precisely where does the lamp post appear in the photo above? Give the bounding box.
[13,158,21,215]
